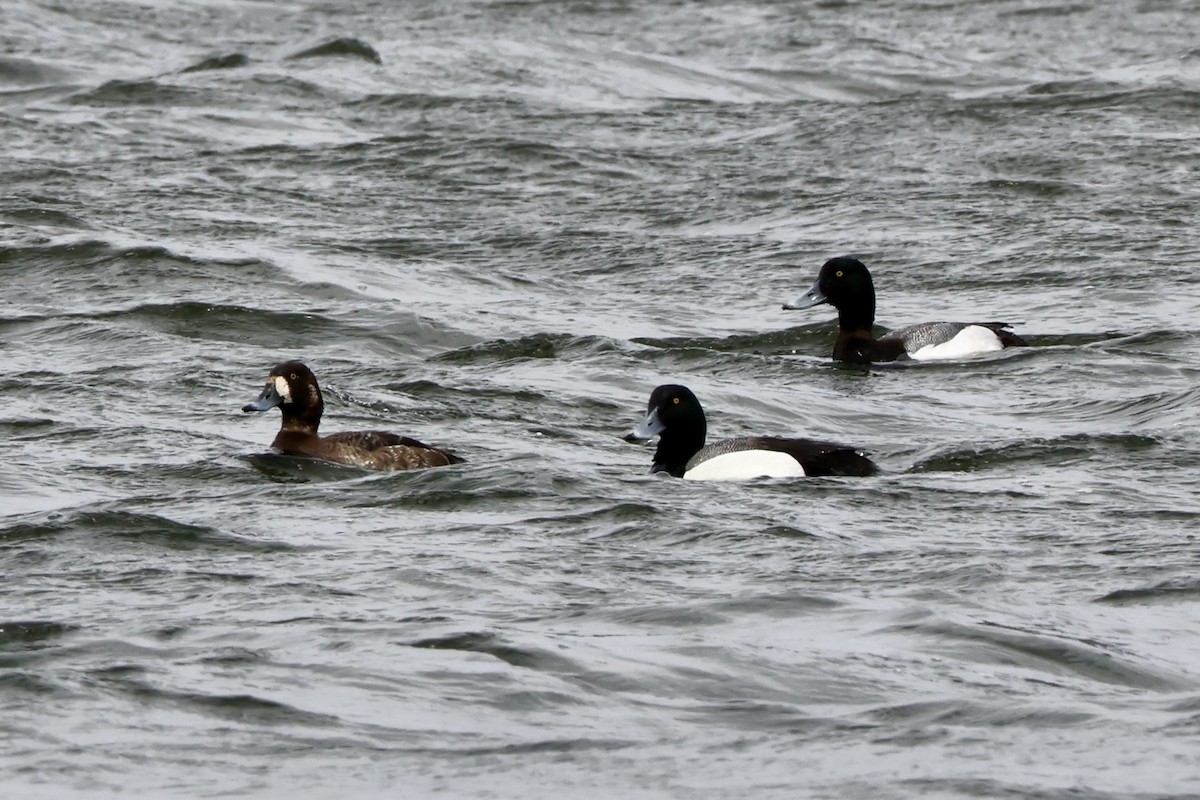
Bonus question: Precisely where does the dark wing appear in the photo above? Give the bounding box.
[322,430,465,464]
[371,445,462,470]
[753,436,878,477]
[323,430,428,449]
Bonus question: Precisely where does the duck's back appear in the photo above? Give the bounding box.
[272,430,463,470]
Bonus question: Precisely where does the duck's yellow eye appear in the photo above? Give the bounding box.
[290,373,298,381]
[672,397,680,405]
[835,270,844,277]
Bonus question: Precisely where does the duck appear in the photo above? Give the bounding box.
[242,361,463,471]
[782,256,1027,363]
[625,384,877,480]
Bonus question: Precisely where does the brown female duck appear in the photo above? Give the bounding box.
[242,361,463,471]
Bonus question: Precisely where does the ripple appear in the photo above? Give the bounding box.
[409,631,580,673]
[0,204,92,230]
[889,618,1193,692]
[453,737,635,756]
[0,56,76,87]
[345,92,495,112]
[179,53,252,73]
[1095,579,1200,606]
[66,78,216,107]
[287,38,382,65]
[98,676,342,727]
[898,777,1135,800]
[911,433,1163,473]
[0,620,76,646]
[0,507,294,553]
[434,333,622,365]
[103,301,346,344]
[865,697,1095,728]
[633,325,831,357]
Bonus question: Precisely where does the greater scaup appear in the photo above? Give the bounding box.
[783,257,1027,363]
[625,384,877,480]
[242,361,463,471]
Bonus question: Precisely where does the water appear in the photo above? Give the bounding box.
[3,1,1200,797]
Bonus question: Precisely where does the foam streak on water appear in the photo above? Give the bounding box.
[2,1,1200,797]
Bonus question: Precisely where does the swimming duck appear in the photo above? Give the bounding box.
[625,384,877,480]
[242,361,463,471]
[783,257,1027,363]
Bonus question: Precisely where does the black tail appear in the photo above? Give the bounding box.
[981,322,1027,348]
[810,447,879,477]
[759,437,879,477]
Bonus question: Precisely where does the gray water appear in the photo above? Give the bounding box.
[3,1,1200,797]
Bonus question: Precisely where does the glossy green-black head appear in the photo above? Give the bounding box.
[783,256,877,328]
[626,384,705,440]
[242,360,324,431]
[625,384,707,476]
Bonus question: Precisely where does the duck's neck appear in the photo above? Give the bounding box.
[835,297,875,333]
[653,428,705,478]
[279,404,322,436]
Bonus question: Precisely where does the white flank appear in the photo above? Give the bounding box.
[273,375,292,402]
[909,325,1003,361]
[683,450,806,481]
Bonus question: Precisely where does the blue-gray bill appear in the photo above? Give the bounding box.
[782,278,827,310]
[624,406,665,442]
[242,383,284,413]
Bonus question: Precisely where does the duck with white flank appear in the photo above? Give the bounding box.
[784,257,1027,363]
[625,384,877,480]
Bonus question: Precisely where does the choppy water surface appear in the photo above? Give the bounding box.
[3,1,1200,797]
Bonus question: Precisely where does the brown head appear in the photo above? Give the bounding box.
[242,361,324,433]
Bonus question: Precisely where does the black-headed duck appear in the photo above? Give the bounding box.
[784,257,1027,363]
[625,384,877,480]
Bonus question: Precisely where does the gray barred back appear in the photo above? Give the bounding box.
[887,321,970,351]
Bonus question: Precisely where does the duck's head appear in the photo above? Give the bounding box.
[783,257,876,322]
[625,384,707,476]
[242,361,324,431]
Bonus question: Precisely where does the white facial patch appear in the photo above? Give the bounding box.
[909,325,1003,361]
[683,450,807,481]
[273,375,293,403]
